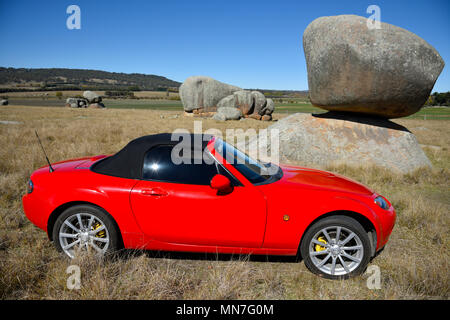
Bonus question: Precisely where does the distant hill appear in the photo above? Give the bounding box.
[0,67,181,92]
[0,67,310,98]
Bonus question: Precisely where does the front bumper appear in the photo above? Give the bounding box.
[371,194,396,249]
[22,193,48,232]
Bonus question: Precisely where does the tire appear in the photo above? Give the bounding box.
[300,216,371,280]
[53,204,121,259]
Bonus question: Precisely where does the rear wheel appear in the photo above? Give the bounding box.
[53,205,120,258]
[300,216,371,279]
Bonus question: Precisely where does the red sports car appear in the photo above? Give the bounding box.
[23,133,395,279]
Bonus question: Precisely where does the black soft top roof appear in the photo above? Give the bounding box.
[91,133,213,179]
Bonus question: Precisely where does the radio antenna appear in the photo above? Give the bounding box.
[35,130,55,173]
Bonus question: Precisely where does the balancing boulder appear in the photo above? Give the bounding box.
[303,15,445,118]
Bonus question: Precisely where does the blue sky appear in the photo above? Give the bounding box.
[0,0,449,91]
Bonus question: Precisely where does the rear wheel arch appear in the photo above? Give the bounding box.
[298,211,377,259]
[47,201,123,247]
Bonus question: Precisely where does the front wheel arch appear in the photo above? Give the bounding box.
[47,201,123,248]
[298,211,377,260]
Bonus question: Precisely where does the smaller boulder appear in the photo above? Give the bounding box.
[83,91,102,103]
[65,97,78,108]
[262,98,275,115]
[252,91,267,115]
[78,99,88,108]
[217,95,237,109]
[0,99,9,106]
[214,107,242,121]
[66,97,77,104]
[234,90,254,115]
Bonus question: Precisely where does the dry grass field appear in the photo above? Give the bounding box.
[0,105,448,300]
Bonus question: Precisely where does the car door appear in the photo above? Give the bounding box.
[129,144,267,248]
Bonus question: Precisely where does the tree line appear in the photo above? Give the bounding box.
[425,92,450,106]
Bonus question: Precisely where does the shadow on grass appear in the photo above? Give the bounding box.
[115,248,300,264]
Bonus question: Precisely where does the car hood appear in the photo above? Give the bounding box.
[277,165,373,196]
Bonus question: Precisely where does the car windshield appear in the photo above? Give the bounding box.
[214,138,280,184]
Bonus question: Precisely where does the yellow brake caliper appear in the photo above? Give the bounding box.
[315,236,327,252]
[92,222,106,238]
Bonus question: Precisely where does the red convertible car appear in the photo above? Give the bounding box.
[23,133,395,279]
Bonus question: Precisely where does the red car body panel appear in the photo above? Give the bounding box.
[23,156,146,249]
[130,180,267,248]
[22,138,396,256]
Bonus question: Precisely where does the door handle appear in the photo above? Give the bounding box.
[141,188,168,196]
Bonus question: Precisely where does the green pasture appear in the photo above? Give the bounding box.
[6,97,450,120]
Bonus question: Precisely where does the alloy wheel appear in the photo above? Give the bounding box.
[308,226,364,276]
[58,212,110,258]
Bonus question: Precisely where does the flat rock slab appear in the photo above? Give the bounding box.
[0,120,22,125]
[242,113,431,174]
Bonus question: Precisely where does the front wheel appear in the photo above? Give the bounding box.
[53,205,120,258]
[300,216,372,279]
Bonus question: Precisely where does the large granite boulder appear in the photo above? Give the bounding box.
[303,15,445,118]
[180,76,241,112]
[83,90,102,103]
[240,112,431,174]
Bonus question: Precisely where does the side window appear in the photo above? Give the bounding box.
[143,145,220,185]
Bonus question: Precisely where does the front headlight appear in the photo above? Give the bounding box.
[374,196,388,210]
[27,179,33,194]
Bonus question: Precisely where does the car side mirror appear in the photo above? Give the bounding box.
[210,174,232,194]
